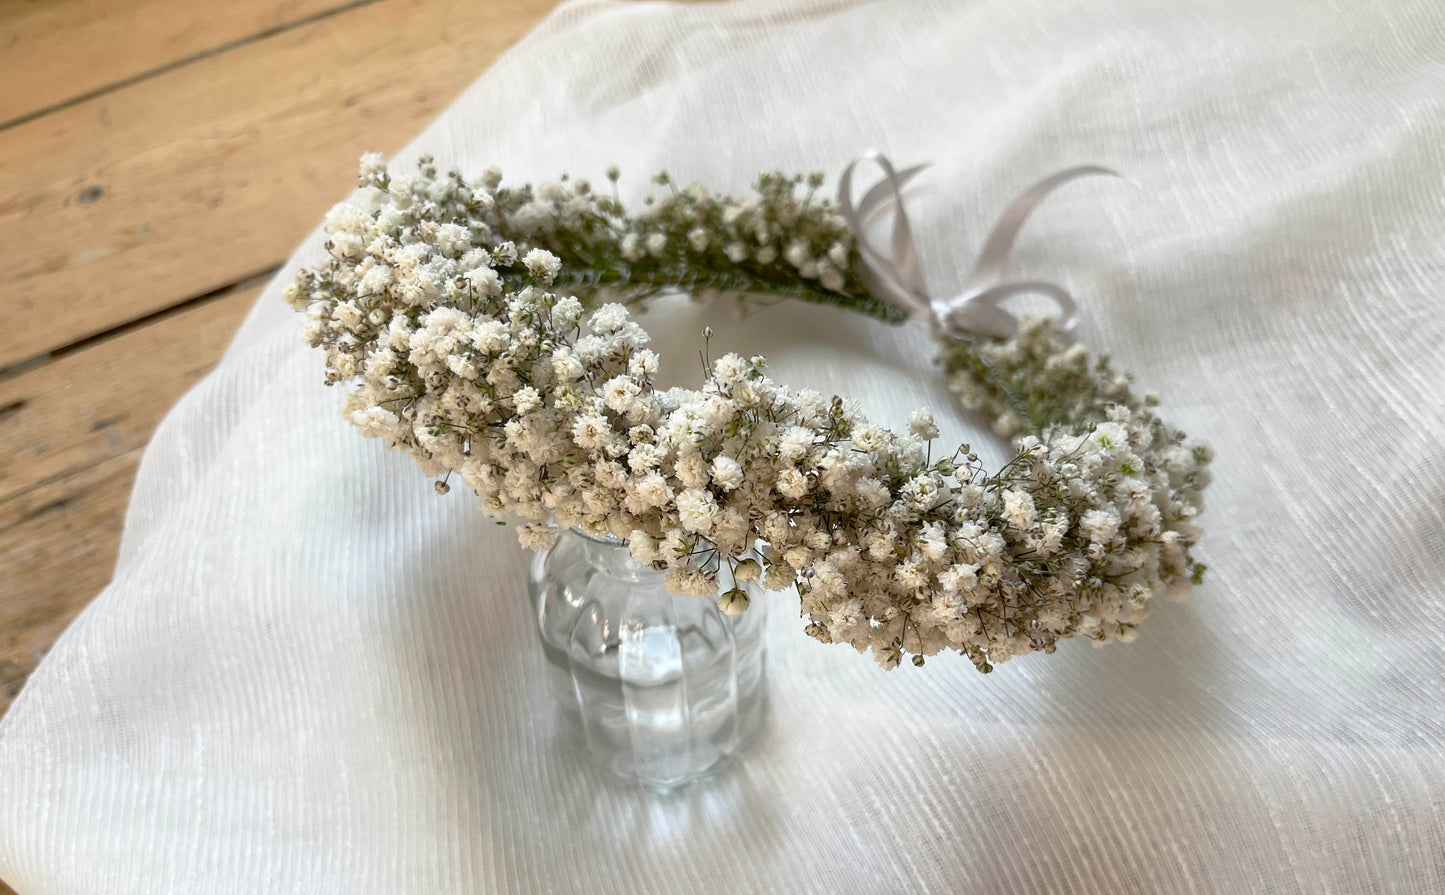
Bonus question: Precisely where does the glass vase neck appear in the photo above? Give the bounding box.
[571,528,652,581]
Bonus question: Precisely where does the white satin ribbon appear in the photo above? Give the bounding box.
[838,151,1126,340]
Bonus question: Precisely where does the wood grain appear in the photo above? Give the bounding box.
[0,0,558,371]
[0,450,142,720]
[0,283,263,502]
[0,286,261,715]
[0,0,366,127]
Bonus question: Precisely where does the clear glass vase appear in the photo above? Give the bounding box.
[527,529,768,788]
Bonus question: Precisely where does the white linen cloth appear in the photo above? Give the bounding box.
[4,0,1444,890]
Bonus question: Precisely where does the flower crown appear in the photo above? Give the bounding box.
[286,152,1211,672]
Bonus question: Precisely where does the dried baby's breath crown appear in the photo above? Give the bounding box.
[286,152,1211,672]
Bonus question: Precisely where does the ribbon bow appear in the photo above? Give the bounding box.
[838,152,1125,340]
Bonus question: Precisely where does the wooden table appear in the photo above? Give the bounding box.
[0,0,563,735]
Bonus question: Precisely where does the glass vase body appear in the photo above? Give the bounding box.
[527,529,768,788]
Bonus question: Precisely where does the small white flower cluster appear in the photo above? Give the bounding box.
[339,154,904,327]
[287,155,1211,672]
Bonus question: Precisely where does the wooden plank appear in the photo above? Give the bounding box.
[0,283,259,705]
[0,0,560,370]
[0,284,257,721]
[0,0,364,127]
[0,450,141,720]
[0,282,263,502]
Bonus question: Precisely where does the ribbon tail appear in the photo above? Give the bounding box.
[860,164,931,292]
[855,163,929,225]
[966,166,1124,291]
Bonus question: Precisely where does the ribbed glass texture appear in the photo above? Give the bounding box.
[527,529,768,788]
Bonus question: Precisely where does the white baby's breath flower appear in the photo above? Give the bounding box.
[1002,489,1036,529]
[464,266,502,297]
[665,566,717,599]
[628,349,659,379]
[712,354,748,386]
[677,488,719,533]
[778,426,814,461]
[764,563,795,591]
[1080,508,1120,543]
[1090,421,1127,452]
[522,248,561,283]
[436,223,471,257]
[517,523,559,551]
[348,405,399,437]
[589,303,629,334]
[358,152,387,185]
[777,468,809,500]
[909,408,940,441]
[628,531,661,564]
[333,301,363,330]
[571,413,611,451]
[854,425,887,453]
[551,347,584,381]
[471,319,507,353]
[938,563,978,595]
[603,375,641,413]
[901,474,940,511]
[675,452,709,488]
[552,295,583,328]
[632,472,672,510]
[358,264,394,297]
[711,455,744,491]
[627,442,665,472]
[512,386,542,415]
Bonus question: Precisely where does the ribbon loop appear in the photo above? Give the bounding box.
[838,154,1125,341]
[838,152,934,322]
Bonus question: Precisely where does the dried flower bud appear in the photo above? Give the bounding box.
[733,558,762,583]
[718,587,750,616]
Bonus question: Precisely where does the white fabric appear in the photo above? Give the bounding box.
[4,0,1445,890]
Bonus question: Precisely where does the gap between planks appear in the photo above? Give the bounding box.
[0,0,385,132]
[0,266,279,384]
[0,286,263,721]
[0,0,562,370]
[0,280,266,503]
